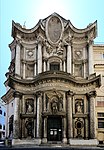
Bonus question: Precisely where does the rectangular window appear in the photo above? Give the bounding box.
[0,110,2,115]
[103,53,104,58]
[98,113,104,117]
[98,113,104,128]
[98,119,104,128]
[50,63,60,71]
[0,124,2,129]
[4,112,6,116]
[3,125,5,130]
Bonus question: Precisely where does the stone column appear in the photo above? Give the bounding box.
[34,119,36,138]
[63,59,66,72]
[13,92,21,139]
[34,61,37,76]
[23,61,26,79]
[88,40,94,75]
[36,92,42,141]
[22,47,26,79]
[83,47,86,78]
[43,59,47,72]
[43,93,46,112]
[67,91,73,141]
[15,41,21,77]
[87,91,96,139]
[42,117,47,143]
[47,61,49,71]
[37,40,42,74]
[22,119,25,138]
[62,117,67,144]
[67,44,71,74]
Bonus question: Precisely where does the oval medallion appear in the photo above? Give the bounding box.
[46,16,63,44]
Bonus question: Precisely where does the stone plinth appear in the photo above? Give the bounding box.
[69,139,98,146]
[12,139,41,146]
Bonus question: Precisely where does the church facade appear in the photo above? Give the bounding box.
[2,13,104,146]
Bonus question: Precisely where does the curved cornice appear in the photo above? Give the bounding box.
[8,71,101,87]
[12,13,97,38]
[66,20,97,34]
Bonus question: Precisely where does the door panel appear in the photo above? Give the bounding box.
[47,117,62,141]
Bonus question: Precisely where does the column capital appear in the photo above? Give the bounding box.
[16,39,22,47]
[87,39,94,45]
[36,91,43,97]
[13,91,22,98]
[86,91,96,98]
[37,35,43,44]
[66,90,74,97]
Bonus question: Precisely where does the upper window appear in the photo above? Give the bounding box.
[0,124,2,129]
[98,113,104,128]
[0,110,2,115]
[3,125,5,130]
[50,63,60,71]
[4,112,6,116]
[103,53,104,59]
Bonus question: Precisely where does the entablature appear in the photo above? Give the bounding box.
[7,71,101,95]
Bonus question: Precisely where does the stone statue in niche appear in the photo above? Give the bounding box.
[74,64,82,77]
[46,90,63,113]
[25,118,34,138]
[51,95,63,113]
[51,101,58,113]
[26,64,34,78]
[75,100,83,113]
[25,99,34,113]
[56,41,64,55]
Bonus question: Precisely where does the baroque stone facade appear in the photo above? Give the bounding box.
[2,13,103,146]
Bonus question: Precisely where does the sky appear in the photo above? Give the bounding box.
[0,0,104,98]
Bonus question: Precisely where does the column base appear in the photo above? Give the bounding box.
[12,138,42,146]
[62,137,67,144]
[41,138,47,144]
[69,139,98,146]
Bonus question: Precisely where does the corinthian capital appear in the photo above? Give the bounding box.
[86,91,96,98]
[36,91,43,97]
[66,90,74,97]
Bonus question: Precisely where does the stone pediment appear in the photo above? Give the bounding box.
[12,12,97,43]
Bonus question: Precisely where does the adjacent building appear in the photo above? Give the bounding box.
[1,13,104,146]
[0,99,6,139]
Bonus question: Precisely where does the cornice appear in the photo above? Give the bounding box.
[8,71,101,87]
[11,13,97,41]
[1,88,14,102]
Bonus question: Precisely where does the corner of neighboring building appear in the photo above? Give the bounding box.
[0,99,6,139]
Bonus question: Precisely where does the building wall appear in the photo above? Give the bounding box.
[93,45,104,143]
[1,13,104,145]
[0,100,6,139]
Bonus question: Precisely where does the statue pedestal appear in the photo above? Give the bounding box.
[69,139,98,146]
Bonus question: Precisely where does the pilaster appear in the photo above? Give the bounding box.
[67,44,72,74]
[37,38,42,74]
[36,91,42,140]
[13,92,22,139]
[87,91,96,139]
[88,40,94,75]
[42,117,47,144]
[67,90,74,140]
[62,117,67,144]
[15,41,21,77]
